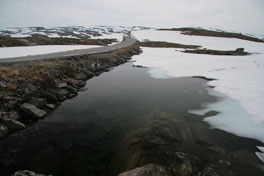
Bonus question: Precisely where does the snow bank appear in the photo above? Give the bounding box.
[132,30,264,144]
[0,45,101,59]
[91,33,123,44]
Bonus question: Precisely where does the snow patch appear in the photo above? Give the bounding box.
[0,45,101,59]
[132,30,264,145]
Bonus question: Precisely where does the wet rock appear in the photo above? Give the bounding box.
[21,103,47,119]
[79,87,88,92]
[5,99,20,111]
[56,83,68,89]
[67,86,78,94]
[9,111,22,120]
[58,89,70,96]
[90,63,102,72]
[108,57,118,64]
[24,83,39,99]
[42,91,58,103]
[57,89,69,101]
[68,94,77,99]
[27,98,47,108]
[118,164,169,176]
[75,72,87,81]
[11,170,50,176]
[0,123,9,138]
[1,118,25,131]
[46,104,56,110]
[69,79,86,88]
[82,69,94,78]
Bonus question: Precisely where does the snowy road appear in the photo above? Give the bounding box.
[0,37,137,63]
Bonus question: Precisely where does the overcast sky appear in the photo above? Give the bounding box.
[0,0,263,35]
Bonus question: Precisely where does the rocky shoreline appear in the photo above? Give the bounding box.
[0,41,141,139]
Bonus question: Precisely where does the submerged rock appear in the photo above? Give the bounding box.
[21,103,47,119]
[118,164,169,176]
[11,170,51,176]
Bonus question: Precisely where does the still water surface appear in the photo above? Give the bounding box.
[0,62,262,175]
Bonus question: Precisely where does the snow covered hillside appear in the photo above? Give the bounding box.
[0,26,150,41]
[0,26,150,58]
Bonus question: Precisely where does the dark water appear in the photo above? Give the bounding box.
[0,62,262,176]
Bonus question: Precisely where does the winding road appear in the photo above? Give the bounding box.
[0,37,137,63]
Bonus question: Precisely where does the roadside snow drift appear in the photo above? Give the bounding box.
[0,45,101,59]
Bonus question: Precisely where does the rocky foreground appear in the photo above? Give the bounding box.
[9,110,264,176]
[0,41,141,139]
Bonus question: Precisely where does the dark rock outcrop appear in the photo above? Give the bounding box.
[183,48,250,56]
[20,103,47,119]
[118,164,169,176]
[24,83,39,99]
[140,41,201,49]
[1,118,25,131]
[11,170,51,176]
[160,27,264,43]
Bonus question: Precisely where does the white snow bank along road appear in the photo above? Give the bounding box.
[0,45,101,59]
[132,30,264,144]
[91,33,123,45]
